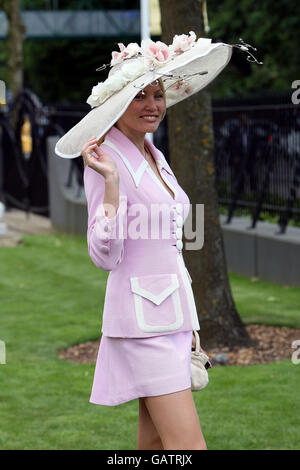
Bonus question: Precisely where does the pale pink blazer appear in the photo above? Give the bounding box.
[84,125,200,338]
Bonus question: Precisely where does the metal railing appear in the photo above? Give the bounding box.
[0,89,299,234]
[213,94,300,233]
[0,88,82,216]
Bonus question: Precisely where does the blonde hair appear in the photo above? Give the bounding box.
[82,77,166,168]
[158,77,167,121]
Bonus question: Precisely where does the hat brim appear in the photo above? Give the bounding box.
[55,42,232,159]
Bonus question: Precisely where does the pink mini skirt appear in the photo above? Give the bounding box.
[89,330,193,406]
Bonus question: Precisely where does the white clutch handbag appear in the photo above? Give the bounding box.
[190,330,212,391]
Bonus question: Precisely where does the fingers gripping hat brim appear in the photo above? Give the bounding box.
[55,42,232,159]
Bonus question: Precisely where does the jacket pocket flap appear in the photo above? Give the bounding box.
[130,274,179,306]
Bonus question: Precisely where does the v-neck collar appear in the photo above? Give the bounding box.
[103,126,176,190]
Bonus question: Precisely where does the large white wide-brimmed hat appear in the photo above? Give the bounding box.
[55,34,262,159]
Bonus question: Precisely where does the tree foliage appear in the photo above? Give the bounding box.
[207,0,300,97]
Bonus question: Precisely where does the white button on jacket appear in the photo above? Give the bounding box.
[84,126,200,338]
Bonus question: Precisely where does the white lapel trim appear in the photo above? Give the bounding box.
[158,167,178,200]
[157,149,176,178]
[103,139,148,188]
[146,166,178,201]
[104,138,178,199]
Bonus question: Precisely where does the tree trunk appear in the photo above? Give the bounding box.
[159,0,254,349]
[0,0,25,101]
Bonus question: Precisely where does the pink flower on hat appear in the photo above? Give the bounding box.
[141,39,170,65]
[111,42,141,66]
[111,43,126,66]
[170,31,197,55]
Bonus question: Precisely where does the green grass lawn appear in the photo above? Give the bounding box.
[0,233,299,450]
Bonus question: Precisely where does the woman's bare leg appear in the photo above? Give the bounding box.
[143,388,207,450]
[136,397,164,450]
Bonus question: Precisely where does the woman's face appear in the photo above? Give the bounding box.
[116,81,166,135]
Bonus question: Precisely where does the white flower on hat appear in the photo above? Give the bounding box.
[105,70,128,93]
[170,31,197,55]
[86,61,145,108]
[86,82,110,108]
[125,42,141,58]
[121,59,146,80]
[141,38,170,66]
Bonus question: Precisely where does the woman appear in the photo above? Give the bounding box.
[54,33,255,450]
[81,78,206,450]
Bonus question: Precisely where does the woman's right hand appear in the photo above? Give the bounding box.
[81,136,119,181]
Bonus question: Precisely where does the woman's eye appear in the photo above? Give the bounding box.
[135,93,163,100]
